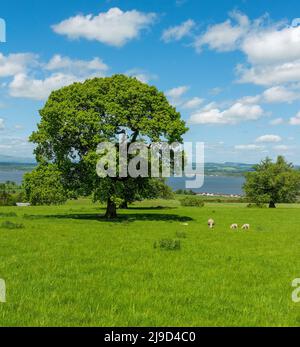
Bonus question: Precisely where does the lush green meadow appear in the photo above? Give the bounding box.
[0,198,300,326]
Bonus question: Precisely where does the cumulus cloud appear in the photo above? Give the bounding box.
[9,73,80,100]
[289,111,300,125]
[270,118,284,125]
[242,24,300,65]
[234,144,265,150]
[194,12,300,88]
[262,86,299,103]
[237,60,300,86]
[255,134,282,143]
[194,11,250,52]
[189,101,264,125]
[0,135,34,157]
[165,85,189,99]
[182,97,204,109]
[52,7,156,47]
[0,118,4,130]
[6,54,109,100]
[45,55,108,75]
[0,53,37,77]
[162,19,195,42]
[273,144,292,151]
[125,68,157,83]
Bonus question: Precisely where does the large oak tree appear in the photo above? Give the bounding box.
[28,75,187,218]
[244,156,300,208]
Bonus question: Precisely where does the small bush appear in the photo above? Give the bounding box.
[154,239,181,251]
[180,196,204,207]
[1,221,24,229]
[247,203,266,208]
[176,231,187,238]
[0,212,17,217]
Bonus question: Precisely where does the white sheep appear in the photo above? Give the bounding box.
[230,223,238,230]
[208,218,215,229]
[242,224,250,230]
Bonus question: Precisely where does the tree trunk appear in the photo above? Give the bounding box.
[119,200,128,209]
[269,201,276,208]
[105,198,117,219]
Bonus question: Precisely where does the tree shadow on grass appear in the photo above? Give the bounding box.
[26,212,193,223]
[124,206,178,210]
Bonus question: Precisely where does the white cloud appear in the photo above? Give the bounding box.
[6,55,109,100]
[235,144,264,150]
[125,68,157,83]
[9,73,85,100]
[162,19,195,42]
[182,97,204,109]
[0,135,34,157]
[255,134,282,143]
[52,7,156,47]
[194,11,250,52]
[209,87,223,95]
[262,86,299,103]
[0,53,37,77]
[45,55,108,75]
[237,94,261,104]
[189,101,264,125]
[270,117,284,125]
[237,60,300,86]
[165,85,189,99]
[273,144,292,151]
[289,111,300,125]
[0,118,4,130]
[242,24,300,65]
[195,13,300,87]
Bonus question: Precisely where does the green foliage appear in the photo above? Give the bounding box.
[244,156,300,208]
[175,231,187,238]
[0,182,25,206]
[175,189,196,195]
[180,196,205,207]
[0,212,17,217]
[23,163,67,205]
[154,239,181,251]
[246,203,266,208]
[29,74,187,217]
[1,221,24,229]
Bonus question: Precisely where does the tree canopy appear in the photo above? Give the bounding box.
[23,163,67,205]
[27,74,187,217]
[243,156,300,208]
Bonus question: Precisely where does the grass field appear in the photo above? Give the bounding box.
[0,198,300,326]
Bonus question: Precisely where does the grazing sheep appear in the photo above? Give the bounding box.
[208,218,215,229]
[242,224,250,230]
[230,223,238,229]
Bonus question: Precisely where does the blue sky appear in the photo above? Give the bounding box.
[1,0,300,163]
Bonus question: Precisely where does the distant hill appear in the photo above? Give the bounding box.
[0,154,36,164]
[204,162,254,176]
[0,160,254,178]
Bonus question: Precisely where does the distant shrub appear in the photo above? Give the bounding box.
[0,212,17,217]
[176,231,187,238]
[154,239,181,250]
[247,203,266,208]
[180,196,204,207]
[175,189,196,195]
[1,221,24,229]
[23,214,42,220]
